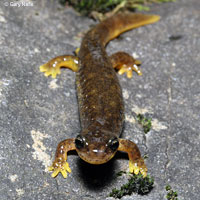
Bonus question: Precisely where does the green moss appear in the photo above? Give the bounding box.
[63,0,122,15]
[109,173,154,199]
[137,114,152,133]
[165,185,178,200]
[60,0,176,16]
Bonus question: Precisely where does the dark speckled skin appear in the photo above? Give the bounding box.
[75,20,125,163]
[77,30,124,136]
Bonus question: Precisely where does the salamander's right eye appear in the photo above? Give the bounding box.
[75,135,85,149]
[108,137,119,152]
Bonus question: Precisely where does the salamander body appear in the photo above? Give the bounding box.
[40,12,160,178]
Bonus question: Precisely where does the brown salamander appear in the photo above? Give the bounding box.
[39,13,160,178]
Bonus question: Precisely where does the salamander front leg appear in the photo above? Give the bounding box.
[40,55,79,78]
[48,138,76,178]
[110,52,142,78]
[118,138,147,177]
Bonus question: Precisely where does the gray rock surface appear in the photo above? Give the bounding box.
[0,0,199,199]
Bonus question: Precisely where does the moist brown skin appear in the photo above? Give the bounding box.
[40,13,160,178]
[76,24,124,164]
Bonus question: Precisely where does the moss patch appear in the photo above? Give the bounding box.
[137,113,152,133]
[165,185,178,200]
[60,0,176,16]
[109,173,154,198]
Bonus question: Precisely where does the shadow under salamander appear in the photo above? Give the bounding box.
[76,151,129,191]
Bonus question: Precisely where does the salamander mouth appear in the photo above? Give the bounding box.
[77,151,116,165]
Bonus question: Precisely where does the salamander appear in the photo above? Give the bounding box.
[39,12,160,178]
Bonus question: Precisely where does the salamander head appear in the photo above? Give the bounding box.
[75,129,119,164]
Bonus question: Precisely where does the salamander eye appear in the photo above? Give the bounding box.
[108,137,119,152]
[75,135,85,149]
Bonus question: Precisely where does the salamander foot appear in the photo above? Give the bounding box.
[48,161,71,178]
[129,158,147,177]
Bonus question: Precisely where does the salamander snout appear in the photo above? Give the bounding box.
[75,134,119,164]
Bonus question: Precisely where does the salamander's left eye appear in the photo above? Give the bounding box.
[75,135,85,149]
[108,137,119,151]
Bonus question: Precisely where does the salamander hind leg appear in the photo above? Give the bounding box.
[48,138,76,178]
[110,52,142,78]
[40,55,79,78]
[118,139,147,177]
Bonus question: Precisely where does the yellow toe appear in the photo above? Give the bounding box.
[40,65,47,72]
[51,168,60,178]
[64,162,71,173]
[127,70,133,78]
[48,166,54,171]
[118,68,126,75]
[61,169,67,178]
[133,166,140,175]
[44,71,52,77]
